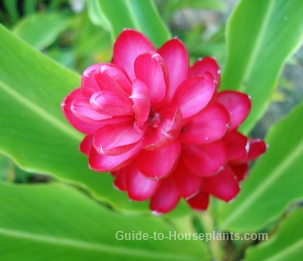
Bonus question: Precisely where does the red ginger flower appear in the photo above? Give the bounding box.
[62,29,266,214]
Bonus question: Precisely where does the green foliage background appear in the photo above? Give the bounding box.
[0,0,302,260]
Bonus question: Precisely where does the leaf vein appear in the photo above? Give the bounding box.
[0,80,82,141]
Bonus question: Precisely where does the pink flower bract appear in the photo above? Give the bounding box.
[62,29,266,214]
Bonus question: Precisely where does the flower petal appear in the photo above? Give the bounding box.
[245,139,267,161]
[183,141,227,176]
[201,166,240,202]
[158,38,189,106]
[72,97,112,122]
[171,160,202,199]
[113,168,127,191]
[126,163,159,201]
[136,140,181,180]
[94,122,144,156]
[224,131,248,162]
[189,57,220,88]
[81,64,102,97]
[134,52,168,107]
[216,91,251,131]
[150,178,180,215]
[143,107,182,150]
[89,142,142,172]
[180,103,230,144]
[171,74,216,119]
[94,63,132,95]
[113,29,155,80]
[80,134,94,156]
[130,79,151,129]
[90,91,133,116]
[186,190,209,211]
[61,88,103,134]
[230,163,249,182]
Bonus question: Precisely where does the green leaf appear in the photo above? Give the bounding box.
[3,0,19,23]
[71,12,112,70]
[87,0,112,31]
[0,24,148,212]
[13,12,70,50]
[0,182,208,260]
[243,208,303,261]
[87,0,171,47]
[218,102,303,231]
[46,49,76,69]
[23,0,37,16]
[221,0,303,133]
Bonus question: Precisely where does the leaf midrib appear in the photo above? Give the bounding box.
[0,79,82,141]
[228,0,276,92]
[0,227,199,261]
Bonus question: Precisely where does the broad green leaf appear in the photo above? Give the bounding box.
[87,0,171,47]
[0,24,146,212]
[0,182,208,260]
[243,209,303,261]
[221,0,303,133]
[218,102,303,231]
[13,12,70,50]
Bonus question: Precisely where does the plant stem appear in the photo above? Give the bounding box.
[200,212,224,261]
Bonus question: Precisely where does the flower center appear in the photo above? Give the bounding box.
[149,111,161,128]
